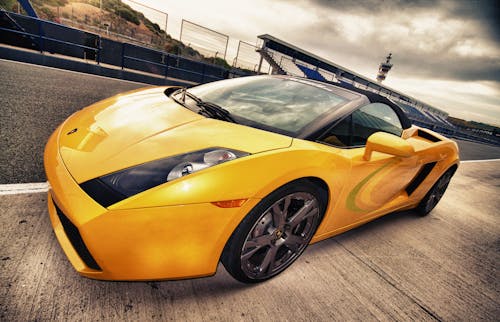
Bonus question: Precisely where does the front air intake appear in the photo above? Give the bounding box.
[53,202,101,271]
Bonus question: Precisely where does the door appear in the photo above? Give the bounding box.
[320,103,420,230]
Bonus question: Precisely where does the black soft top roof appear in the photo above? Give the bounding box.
[284,76,412,129]
[278,76,412,140]
[334,82,412,129]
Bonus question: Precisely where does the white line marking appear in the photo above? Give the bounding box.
[0,182,49,195]
[461,158,500,163]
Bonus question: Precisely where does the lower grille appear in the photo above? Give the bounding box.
[53,201,101,271]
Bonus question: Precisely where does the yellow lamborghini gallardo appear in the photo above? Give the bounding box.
[44,75,459,283]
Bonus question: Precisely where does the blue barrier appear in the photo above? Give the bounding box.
[18,0,38,18]
[1,10,99,59]
[0,10,230,85]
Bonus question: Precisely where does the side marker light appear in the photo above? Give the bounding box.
[212,199,248,208]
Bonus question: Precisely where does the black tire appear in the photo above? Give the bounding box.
[416,168,454,216]
[221,180,326,283]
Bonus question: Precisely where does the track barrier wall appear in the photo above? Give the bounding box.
[0,10,233,85]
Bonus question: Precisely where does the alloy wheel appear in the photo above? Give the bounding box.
[240,192,320,279]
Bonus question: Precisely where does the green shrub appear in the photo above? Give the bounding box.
[144,20,163,34]
[167,43,181,55]
[213,57,231,69]
[39,6,56,20]
[0,0,17,11]
[86,0,99,8]
[115,7,139,25]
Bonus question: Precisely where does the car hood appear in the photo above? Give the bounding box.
[58,87,292,183]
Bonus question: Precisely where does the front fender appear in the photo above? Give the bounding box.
[110,140,349,210]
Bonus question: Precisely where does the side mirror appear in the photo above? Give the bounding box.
[363,132,414,161]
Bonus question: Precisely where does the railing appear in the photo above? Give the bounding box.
[0,10,231,84]
[258,48,285,74]
[1,10,100,60]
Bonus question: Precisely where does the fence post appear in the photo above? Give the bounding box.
[121,43,125,69]
[222,37,227,60]
[179,19,184,42]
[96,35,101,65]
[164,13,168,39]
[235,40,241,68]
[164,54,169,79]
[37,19,43,53]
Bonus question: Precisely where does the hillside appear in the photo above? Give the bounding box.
[1,0,231,68]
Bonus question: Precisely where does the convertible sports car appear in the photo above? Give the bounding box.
[45,75,459,283]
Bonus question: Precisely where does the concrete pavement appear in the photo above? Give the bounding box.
[1,161,498,321]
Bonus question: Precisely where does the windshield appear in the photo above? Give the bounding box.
[186,76,347,135]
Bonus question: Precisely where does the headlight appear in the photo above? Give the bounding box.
[167,150,239,181]
[80,148,248,207]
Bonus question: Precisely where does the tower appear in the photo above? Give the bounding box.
[376,53,393,82]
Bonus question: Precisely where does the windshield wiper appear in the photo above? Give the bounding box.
[176,88,236,123]
[196,101,237,123]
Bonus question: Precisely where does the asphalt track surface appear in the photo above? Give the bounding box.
[1,161,499,321]
[1,59,500,184]
[0,59,145,184]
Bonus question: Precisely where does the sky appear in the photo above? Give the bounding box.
[131,0,499,125]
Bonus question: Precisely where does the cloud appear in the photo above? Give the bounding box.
[303,0,499,42]
[301,0,439,12]
[274,0,500,83]
[447,0,500,42]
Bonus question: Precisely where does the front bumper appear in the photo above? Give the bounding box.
[44,128,259,280]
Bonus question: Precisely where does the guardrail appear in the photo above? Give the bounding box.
[0,10,234,84]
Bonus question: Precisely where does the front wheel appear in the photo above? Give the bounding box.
[221,181,326,283]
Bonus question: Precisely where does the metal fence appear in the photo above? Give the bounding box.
[233,40,260,71]
[4,1,262,73]
[1,10,99,60]
[180,19,228,60]
[0,10,229,84]
[23,0,169,49]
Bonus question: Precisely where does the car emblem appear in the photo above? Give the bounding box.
[67,128,78,135]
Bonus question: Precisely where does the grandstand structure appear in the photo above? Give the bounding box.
[256,34,455,134]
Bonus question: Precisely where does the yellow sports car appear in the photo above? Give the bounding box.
[44,75,459,283]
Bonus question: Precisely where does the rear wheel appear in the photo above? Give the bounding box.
[417,169,454,216]
[222,181,326,283]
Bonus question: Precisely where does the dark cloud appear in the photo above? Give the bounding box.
[336,39,500,82]
[393,54,500,82]
[302,0,500,42]
[303,0,438,12]
[448,0,500,42]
